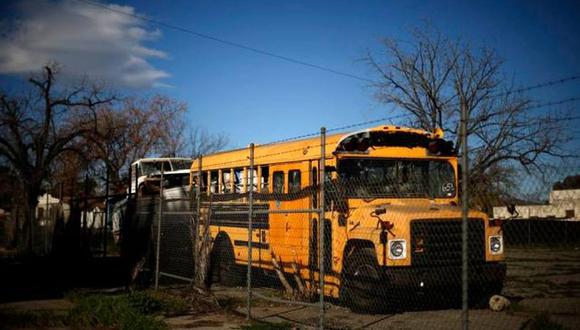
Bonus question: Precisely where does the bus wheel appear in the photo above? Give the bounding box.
[210,237,245,287]
[340,248,384,313]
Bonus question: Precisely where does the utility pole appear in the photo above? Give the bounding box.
[460,99,469,330]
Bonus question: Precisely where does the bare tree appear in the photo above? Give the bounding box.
[0,65,114,252]
[78,96,227,192]
[186,127,229,158]
[365,26,575,199]
[79,95,188,192]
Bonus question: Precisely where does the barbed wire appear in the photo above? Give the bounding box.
[445,75,580,109]
[525,97,580,111]
[491,75,580,99]
[252,76,579,149]
[261,114,409,146]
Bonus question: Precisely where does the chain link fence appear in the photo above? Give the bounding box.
[132,129,580,329]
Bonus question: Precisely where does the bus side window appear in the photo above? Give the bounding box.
[210,171,218,194]
[261,166,269,192]
[273,171,285,194]
[246,168,257,192]
[234,168,243,193]
[289,170,301,193]
[222,169,231,193]
[201,172,208,193]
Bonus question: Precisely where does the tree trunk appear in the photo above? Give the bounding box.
[194,198,212,291]
[22,188,40,254]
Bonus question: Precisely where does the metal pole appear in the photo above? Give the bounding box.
[134,164,139,199]
[104,166,110,257]
[319,127,326,330]
[460,101,469,330]
[154,164,164,290]
[83,174,89,252]
[45,186,49,255]
[247,143,255,320]
[193,157,202,280]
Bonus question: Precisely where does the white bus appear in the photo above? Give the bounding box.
[129,157,192,195]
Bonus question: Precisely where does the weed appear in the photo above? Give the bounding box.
[69,293,168,330]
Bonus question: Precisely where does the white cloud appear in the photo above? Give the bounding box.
[0,0,170,88]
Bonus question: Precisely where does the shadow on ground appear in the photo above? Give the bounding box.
[0,256,130,303]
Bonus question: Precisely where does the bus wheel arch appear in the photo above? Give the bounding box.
[210,232,245,286]
[340,240,384,313]
[342,239,376,263]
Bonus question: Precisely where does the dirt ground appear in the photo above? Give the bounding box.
[165,246,580,329]
[2,246,579,329]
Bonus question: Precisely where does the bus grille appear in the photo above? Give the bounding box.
[410,219,485,267]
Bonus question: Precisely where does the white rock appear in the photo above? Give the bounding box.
[489,295,510,312]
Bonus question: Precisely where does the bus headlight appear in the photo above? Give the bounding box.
[389,239,406,259]
[490,236,503,255]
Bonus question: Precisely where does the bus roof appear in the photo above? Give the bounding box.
[191,125,444,171]
[131,157,192,166]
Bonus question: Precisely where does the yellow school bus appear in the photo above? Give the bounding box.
[190,125,505,311]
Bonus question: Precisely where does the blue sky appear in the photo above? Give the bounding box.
[1,0,580,148]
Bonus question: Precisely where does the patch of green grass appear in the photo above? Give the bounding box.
[69,293,167,330]
[241,321,294,330]
[528,313,566,330]
[1,291,189,330]
[129,290,190,315]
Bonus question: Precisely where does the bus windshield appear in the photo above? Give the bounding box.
[338,158,456,198]
[171,159,193,170]
[140,161,171,176]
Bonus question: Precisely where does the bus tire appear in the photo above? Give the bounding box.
[210,236,245,287]
[340,247,384,313]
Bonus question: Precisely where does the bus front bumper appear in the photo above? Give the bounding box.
[381,262,506,290]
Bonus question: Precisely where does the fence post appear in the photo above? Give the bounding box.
[247,143,255,320]
[193,156,202,282]
[83,174,89,253]
[104,165,110,257]
[134,164,139,200]
[460,101,469,330]
[45,185,50,255]
[154,164,164,290]
[319,127,326,330]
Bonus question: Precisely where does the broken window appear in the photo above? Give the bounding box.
[222,170,231,193]
[210,171,218,194]
[201,172,208,193]
[234,168,244,193]
[261,166,270,192]
[246,168,258,192]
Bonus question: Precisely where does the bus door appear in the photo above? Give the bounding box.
[268,163,309,269]
[268,165,287,266]
[308,163,333,276]
[284,163,310,267]
[308,163,318,271]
